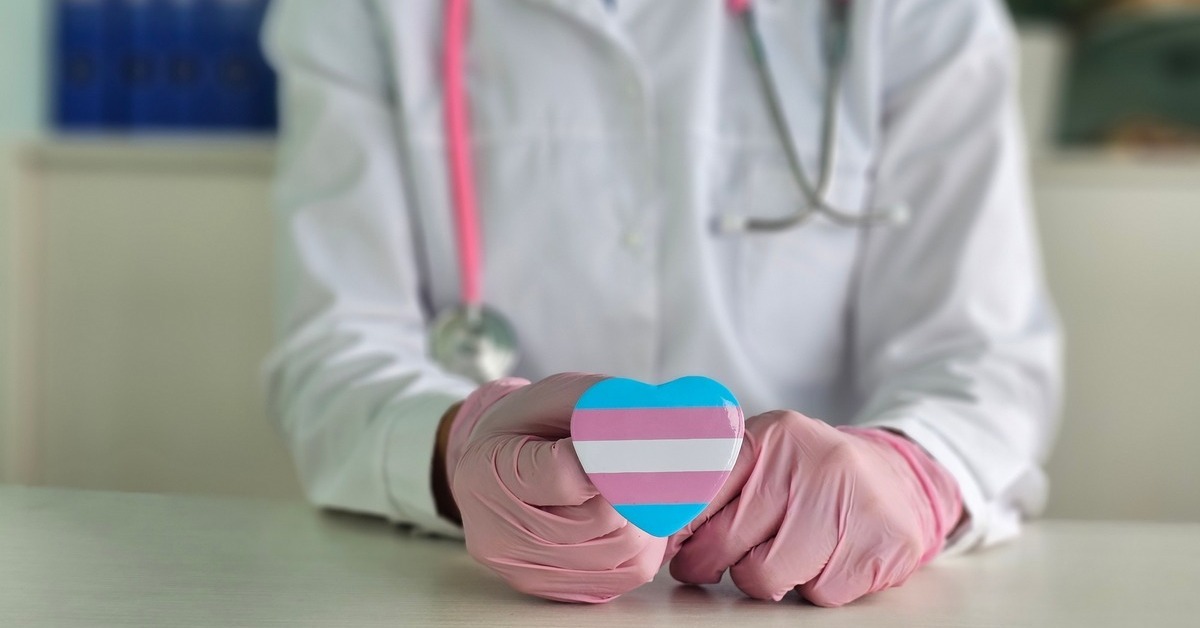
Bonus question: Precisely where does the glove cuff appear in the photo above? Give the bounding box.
[838,426,964,565]
[445,378,530,481]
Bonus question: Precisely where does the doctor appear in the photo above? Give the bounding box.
[263,0,1062,606]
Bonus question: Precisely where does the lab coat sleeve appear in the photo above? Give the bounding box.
[851,0,1063,553]
[261,0,474,538]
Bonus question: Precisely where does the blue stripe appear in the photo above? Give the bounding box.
[575,376,740,410]
[612,503,708,537]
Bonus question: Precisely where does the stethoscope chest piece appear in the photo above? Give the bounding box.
[430,304,519,384]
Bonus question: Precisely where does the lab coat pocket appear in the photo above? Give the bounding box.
[731,154,869,380]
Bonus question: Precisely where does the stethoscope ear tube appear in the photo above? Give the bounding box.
[716,202,910,234]
[719,0,911,234]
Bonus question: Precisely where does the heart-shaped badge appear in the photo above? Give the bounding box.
[570,376,744,537]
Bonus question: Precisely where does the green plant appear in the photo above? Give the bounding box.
[1005,0,1110,23]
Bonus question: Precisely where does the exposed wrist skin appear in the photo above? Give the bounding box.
[431,400,465,526]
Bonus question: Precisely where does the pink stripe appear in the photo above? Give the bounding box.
[589,471,730,505]
[572,407,742,441]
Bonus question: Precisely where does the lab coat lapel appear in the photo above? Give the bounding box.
[511,0,643,71]
[513,0,615,33]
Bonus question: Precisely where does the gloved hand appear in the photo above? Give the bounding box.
[667,411,963,607]
[445,373,666,603]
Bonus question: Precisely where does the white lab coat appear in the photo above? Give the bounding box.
[262,0,1062,553]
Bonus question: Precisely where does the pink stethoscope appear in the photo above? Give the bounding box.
[430,0,908,383]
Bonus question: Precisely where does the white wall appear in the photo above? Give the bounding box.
[0,0,47,479]
[1035,158,1200,522]
[0,0,47,137]
[8,141,300,497]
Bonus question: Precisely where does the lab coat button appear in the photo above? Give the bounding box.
[623,230,644,250]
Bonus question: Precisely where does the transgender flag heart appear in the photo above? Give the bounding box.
[570,376,744,537]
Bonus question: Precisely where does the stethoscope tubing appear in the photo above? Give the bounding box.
[443,0,484,311]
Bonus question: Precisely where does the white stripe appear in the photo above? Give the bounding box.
[572,438,742,474]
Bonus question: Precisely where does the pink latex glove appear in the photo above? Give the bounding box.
[668,411,963,607]
[446,373,666,603]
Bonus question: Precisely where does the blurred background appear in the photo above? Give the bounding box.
[1,0,1198,522]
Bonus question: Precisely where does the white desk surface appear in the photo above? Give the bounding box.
[1,486,1198,627]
